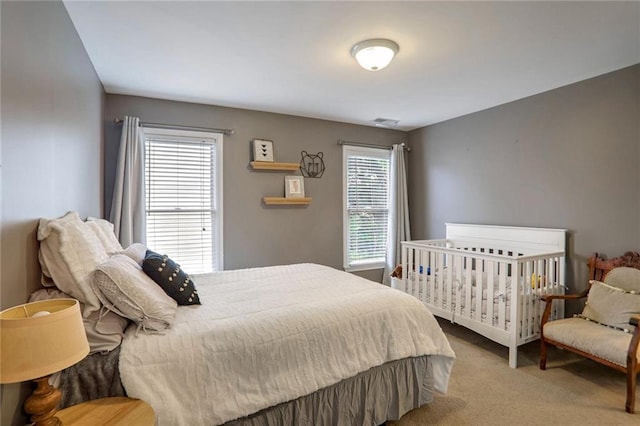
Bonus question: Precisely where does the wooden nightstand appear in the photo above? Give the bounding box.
[55,397,155,426]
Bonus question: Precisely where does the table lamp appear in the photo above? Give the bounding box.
[1,299,89,426]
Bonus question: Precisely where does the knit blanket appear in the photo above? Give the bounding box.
[60,346,125,408]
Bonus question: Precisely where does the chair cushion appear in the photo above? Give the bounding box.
[604,267,640,293]
[581,280,640,333]
[543,317,639,366]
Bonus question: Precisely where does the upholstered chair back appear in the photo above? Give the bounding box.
[604,267,640,293]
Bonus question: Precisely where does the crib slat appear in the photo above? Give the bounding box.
[415,248,421,302]
[533,259,543,335]
[408,246,415,298]
[437,252,444,310]
[415,249,420,299]
[498,261,507,329]
[556,255,565,319]
[486,260,495,325]
[426,250,436,304]
[455,254,463,318]
[546,256,555,320]
[420,249,428,303]
[445,253,453,311]
[475,259,484,323]
[526,261,531,338]
[465,257,472,320]
[512,260,522,341]
[525,261,533,339]
[401,244,407,293]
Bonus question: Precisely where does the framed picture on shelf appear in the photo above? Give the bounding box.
[285,176,305,198]
[252,139,274,162]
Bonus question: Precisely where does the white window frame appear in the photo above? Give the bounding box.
[143,127,224,272]
[342,145,391,272]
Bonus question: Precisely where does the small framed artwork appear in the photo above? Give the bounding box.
[253,139,274,162]
[285,175,305,198]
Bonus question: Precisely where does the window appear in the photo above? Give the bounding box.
[342,146,391,271]
[144,128,223,274]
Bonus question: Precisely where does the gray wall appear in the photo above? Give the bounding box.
[105,95,406,280]
[1,2,636,423]
[0,1,104,424]
[408,64,640,298]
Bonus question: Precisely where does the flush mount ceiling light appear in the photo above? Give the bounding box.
[351,39,399,71]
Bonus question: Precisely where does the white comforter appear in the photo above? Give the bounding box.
[119,263,455,425]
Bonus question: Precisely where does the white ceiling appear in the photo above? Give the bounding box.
[64,1,640,131]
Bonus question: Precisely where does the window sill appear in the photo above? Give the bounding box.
[344,263,386,273]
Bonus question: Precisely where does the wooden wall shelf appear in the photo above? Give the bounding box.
[263,197,312,205]
[250,161,300,171]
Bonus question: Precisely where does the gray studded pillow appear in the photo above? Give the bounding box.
[581,280,640,333]
[142,250,200,306]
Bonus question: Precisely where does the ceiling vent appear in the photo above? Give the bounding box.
[372,118,399,128]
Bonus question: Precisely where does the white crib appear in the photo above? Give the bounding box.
[400,223,566,368]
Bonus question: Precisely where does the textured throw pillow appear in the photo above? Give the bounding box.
[92,254,177,332]
[37,211,109,316]
[142,250,201,305]
[581,280,640,333]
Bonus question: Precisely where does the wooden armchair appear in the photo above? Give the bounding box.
[540,252,640,413]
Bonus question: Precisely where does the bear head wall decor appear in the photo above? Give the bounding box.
[300,151,325,178]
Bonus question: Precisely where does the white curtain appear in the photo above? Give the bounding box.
[384,144,411,285]
[110,116,146,247]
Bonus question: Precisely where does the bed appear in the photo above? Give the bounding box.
[35,212,456,425]
[399,223,566,368]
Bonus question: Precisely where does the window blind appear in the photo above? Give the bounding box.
[344,148,391,269]
[145,134,220,274]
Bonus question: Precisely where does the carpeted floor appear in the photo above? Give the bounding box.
[390,319,639,425]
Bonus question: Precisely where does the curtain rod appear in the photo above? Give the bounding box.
[337,140,410,152]
[113,118,235,136]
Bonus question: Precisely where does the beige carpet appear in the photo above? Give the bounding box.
[391,319,639,425]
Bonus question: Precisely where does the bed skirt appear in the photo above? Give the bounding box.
[59,352,432,425]
[226,355,433,426]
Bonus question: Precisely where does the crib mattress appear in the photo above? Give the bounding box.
[407,269,548,331]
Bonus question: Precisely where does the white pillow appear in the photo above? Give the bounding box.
[581,280,640,333]
[38,214,82,287]
[92,254,177,332]
[86,217,123,254]
[38,211,108,316]
[120,243,148,265]
[38,250,56,287]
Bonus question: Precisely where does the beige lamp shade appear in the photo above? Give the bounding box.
[0,298,89,383]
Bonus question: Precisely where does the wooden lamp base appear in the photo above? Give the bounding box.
[24,376,62,426]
